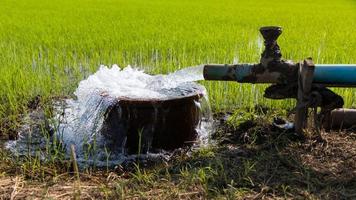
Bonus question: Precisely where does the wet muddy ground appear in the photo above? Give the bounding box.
[0,106,355,199]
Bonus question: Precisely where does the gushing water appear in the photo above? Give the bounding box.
[6,64,211,168]
[148,65,205,90]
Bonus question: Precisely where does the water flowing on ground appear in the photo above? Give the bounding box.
[6,64,212,168]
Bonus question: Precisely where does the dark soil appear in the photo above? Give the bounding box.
[0,108,355,199]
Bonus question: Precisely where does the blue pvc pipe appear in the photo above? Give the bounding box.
[314,64,356,86]
[203,64,356,86]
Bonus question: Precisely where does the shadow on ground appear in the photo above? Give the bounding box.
[0,107,355,199]
[162,111,356,199]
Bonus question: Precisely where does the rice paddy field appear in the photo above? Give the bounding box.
[1,0,356,199]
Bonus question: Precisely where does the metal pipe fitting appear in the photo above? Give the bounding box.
[203,26,356,87]
[323,108,356,130]
[203,63,356,86]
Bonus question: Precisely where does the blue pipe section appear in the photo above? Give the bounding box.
[314,64,356,85]
[203,64,254,81]
[203,64,356,86]
[235,64,253,82]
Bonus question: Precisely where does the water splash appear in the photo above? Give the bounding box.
[6,64,212,168]
[146,65,205,90]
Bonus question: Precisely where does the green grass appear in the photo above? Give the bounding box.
[0,0,356,133]
[1,1,356,198]
[1,107,355,199]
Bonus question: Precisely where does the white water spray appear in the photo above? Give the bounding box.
[6,64,211,168]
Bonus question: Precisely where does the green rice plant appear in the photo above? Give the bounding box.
[0,0,355,135]
[137,128,144,157]
[104,146,111,173]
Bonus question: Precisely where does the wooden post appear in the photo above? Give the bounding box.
[294,58,315,135]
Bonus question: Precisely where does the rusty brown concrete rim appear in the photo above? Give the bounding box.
[116,84,206,107]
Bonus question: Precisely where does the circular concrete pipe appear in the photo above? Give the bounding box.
[323,108,356,130]
[100,83,207,154]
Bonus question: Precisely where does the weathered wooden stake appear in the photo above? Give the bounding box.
[294,58,315,135]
